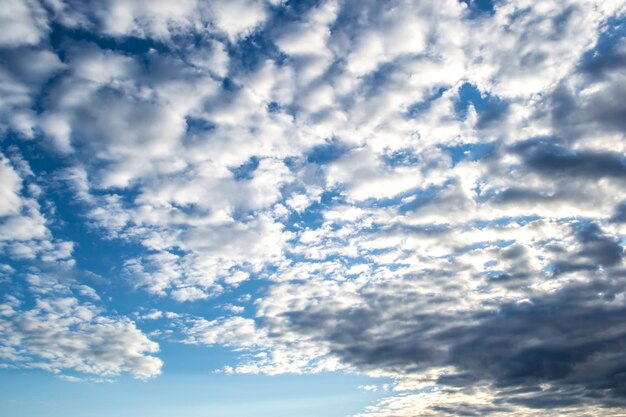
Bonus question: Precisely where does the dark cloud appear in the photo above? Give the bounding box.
[549,35,626,140]
[574,223,623,267]
[610,202,626,223]
[579,22,626,80]
[444,282,626,405]
[490,187,554,205]
[512,140,626,179]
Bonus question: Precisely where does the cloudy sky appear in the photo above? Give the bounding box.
[1,0,626,416]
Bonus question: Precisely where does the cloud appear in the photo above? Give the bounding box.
[175,312,344,375]
[44,0,270,41]
[0,295,162,379]
[0,0,48,47]
[1,0,625,414]
[244,217,625,411]
[45,0,201,39]
[0,151,161,380]
[0,47,64,138]
[0,154,23,216]
[466,0,618,98]
[0,152,74,262]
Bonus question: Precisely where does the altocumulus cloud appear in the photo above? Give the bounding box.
[0,0,625,415]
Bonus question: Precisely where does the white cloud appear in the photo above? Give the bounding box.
[338,1,445,76]
[278,0,337,52]
[183,316,266,347]
[0,153,74,265]
[0,0,48,47]
[222,304,245,314]
[209,0,268,41]
[0,296,162,379]
[0,48,64,137]
[140,310,164,320]
[467,0,618,98]
[0,155,23,217]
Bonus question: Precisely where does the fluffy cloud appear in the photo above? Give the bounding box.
[0,0,48,47]
[41,0,271,41]
[0,151,161,379]
[0,152,73,262]
[0,295,162,379]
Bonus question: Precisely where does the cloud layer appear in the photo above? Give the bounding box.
[1,0,625,415]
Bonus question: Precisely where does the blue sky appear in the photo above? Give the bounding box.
[1,1,626,416]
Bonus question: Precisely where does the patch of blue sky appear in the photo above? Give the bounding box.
[382,148,420,167]
[543,260,598,278]
[278,0,326,18]
[455,82,509,130]
[267,101,282,113]
[579,15,626,77]
[306,138,351,165]
[281,253,349,271]
[221,76,242,92]
[238,0,342,68]
[1,134,64,177]
[1,144,199,320]
[49,22,169,60]
[454,82,488,118]
[483,260,498,268]
[285,204,325,231]
[0,367,392,417]
[611,202,626,223]
[595,15,626,51]
[231,156,261,180]
[554,217,595,229]
[374,259,413,273]
[460,0,496,16]
[444,142,496,166]
[2,138,137,258]
[46,195,143,266]
[350,181,449,213]
[337,181,449,215]
[405,86,449,118]
[185,116,216,134]
[29,70,67,116]
[397,185,447,214]
[0,267,35,312]
[284,190,344,232]
[213,278,268,313]
[227,27,287,71]
[486,270,519,279]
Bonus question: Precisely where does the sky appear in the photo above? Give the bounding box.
[1,0,626,416]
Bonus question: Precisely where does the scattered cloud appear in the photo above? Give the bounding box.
[1,0,625,415]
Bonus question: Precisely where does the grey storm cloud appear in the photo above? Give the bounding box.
[513,140,626,179]
[262,256,626,410]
